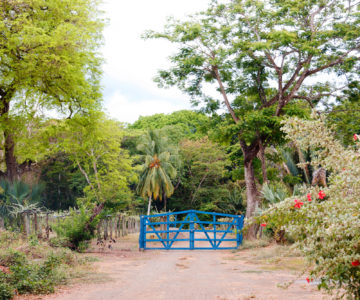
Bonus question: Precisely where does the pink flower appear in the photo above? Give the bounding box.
[306,193,312,202]
[354,134,358,141]
[294,199,304,209]
[351,260,360,267]
[318,190,326,200]
[260,223,267,227]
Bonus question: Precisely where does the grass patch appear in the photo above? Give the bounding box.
[237,237,272,250]
[243,244,306,272]
[240,270,265,274]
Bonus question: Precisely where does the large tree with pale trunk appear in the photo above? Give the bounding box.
[0,0,104,181]
[145,0,360,236]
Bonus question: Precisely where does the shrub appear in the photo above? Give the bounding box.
[261,115,360,299]
[0,231,93,299]
[0,279,13,300]
[53,207,98,251]
[0,250,64,297]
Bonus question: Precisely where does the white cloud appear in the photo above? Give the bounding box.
[101,0,211,123]
[104,90,191,124]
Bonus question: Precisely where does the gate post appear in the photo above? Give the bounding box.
[139,216,145,251]
[166,214,170,249]
[236,215,244,247]
[190,212,194,250]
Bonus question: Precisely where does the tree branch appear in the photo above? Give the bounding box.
[213,66,239,123]
[307,47,359,76]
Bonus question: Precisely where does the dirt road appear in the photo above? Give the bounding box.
[37,234,329,300]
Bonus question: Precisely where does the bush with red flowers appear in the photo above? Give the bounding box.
[261,115,360,299]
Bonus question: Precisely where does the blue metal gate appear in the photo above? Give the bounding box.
[139,210,244,250]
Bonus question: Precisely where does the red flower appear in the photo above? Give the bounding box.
[351,260,360,267]
[306,193,312,202]
[306,277,313,283]
[318,190,326,200]
[294,199,304,209]
[260,223,267,227]
[354,134,358,141]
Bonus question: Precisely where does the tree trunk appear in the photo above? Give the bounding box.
[0,90,19,182]
[4,132,18,181]
[147,196,152,215]
[241,140,261,239]
[164,194,167,212]
[84,202,105,233]
[244,159,259,219]
[258,139,268,184]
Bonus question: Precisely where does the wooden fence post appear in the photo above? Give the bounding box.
[103,218,108,240]
[0,217,4,231]
[45,213,50,240]
[109,218,113,240]
[22,213,30,237]
[33,213,39,237]
[115,216,120,238]
[122,216,126,237]
[96,220,102,239]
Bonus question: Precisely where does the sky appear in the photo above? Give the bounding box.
[101,0,211,124]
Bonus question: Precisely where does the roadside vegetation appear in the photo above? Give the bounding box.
[0,231,95,299]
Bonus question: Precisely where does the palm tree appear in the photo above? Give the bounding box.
[136,130,179,215]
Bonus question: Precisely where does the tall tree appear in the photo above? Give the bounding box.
[0,0,104,181]
[180,137,228,205]
[136,130,178,215]
[57,112,135,226]
[169,137,234,213]
[145,0,360,234]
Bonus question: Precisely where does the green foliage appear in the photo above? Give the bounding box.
[0,0,105,179]
[0,250,63,298]
[262,115,360,298]
[8,252,60,294]
[261,183,289,205]
[53,208,98,251]
[169,137,240,214]
[0,280,13,300]
[56,112,135,210]
[0,180,44,225]
[326,85,360,146]
[145,0,359,220]
[40,153,87,211]
[0,230,91,299]
[130,110,209,143]
[180,137,228,202]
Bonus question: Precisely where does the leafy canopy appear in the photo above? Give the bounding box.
[55,112,135,211]
[0,0,105,178]
[145,0,360,146]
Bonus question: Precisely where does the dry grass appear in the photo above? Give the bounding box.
[226,239,307,273]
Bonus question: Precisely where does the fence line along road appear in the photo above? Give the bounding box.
[11,212,140,240]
